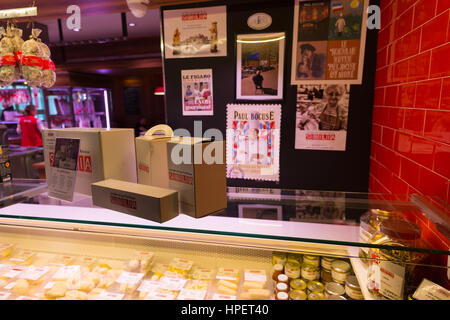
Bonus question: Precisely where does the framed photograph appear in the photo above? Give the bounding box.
[236,32,285,100]
[162,5,227,59]
[291,0,368,85]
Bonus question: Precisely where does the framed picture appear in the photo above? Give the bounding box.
[181,69,213,116]
[162,5,227,59]
[291,0,368,85]
[236,32,285,100]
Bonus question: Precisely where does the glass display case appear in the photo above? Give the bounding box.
[0,187,448,300]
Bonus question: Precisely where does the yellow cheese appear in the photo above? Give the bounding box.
[217,279,238,290]
[12,279,29,295]
[242,281,265,290]
[45,281,68,299]
[217,285,237,295]
[239,292,252,300]
[248,288,271,299]
[65,290,88,300]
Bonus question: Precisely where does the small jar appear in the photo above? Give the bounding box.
[290,278,306,291]
[276,291,289,300]
[345,275,363,300]
[321,256,334,270]
[277,274,289,284]
[321,268,332,283]
[289,289,307,300]
[272,251,287,266]
[307,280,324,294]
[331,260,351,284]
[287,253,303,264]
[272,263,284,281]
[308,292,326,300]
[303,255,320,267]
[327,294,347,300]
[284,261,301,280]
[324,281,345,298]
[276,282,289,293]
[301,263,320,281]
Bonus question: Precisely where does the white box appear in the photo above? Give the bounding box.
[91,179,179,223]
[136,136,171,189]
[43,128,137,196]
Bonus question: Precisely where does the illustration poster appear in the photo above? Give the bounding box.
[226,104,281,182]
[236,32,285,100]
[181,69,213,116]
[294,84,350,151]
[163,5,227,59]
[291,0,367,84]
[47,137,80,202]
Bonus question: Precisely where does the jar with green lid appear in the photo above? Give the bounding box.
[359,209,397,263]
[290,278,306,291]
[303,255,320,267]
[331,260,351,284]
[345,275,364,300]
[301,263,320,281]
[307,280,324,294]
[367,219,428,300]
[321,256,334,270]
[308,292,326,300]
[272,251,287,266]
[324,281,345,298]
[289,289,307,300]
[284,261,301,280]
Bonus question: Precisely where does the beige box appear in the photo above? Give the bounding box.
[43,128,137,196]
[91,179,179,223]
[166,137,227,218]
[135,125,173,189]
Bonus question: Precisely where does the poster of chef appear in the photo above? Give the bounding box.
[163,5,227,59]
[181,69,213,116]
[294,84,350,151]
[226,104,281,182]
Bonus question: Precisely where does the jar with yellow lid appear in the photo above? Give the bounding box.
[359,209,397,263]
[303,255,320,267]
[308,292,326,300]
[301,263,320,281]
[272,251,287,266]
[289,289,307,300]
[290,278,306,291]
[287,253,303,264]
[345,275,364,300]
[284,261,301,280]
[324,281,345,298]
[321,256,334,271]
[331,260,351,284]
[367,219,429,300]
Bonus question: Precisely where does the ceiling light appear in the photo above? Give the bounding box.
[129,23,136,27]
[73,28,80,32]
[0,7,37,19]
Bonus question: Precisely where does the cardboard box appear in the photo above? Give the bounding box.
[91,179,179,223]
[135,125,173,189]
[166,137,227,218]
[43,128,137,196]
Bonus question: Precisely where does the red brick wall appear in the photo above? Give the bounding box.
[370,0,449,261]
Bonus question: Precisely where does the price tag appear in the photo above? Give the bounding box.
[116,271,144,285]
[20,266,50,281]
[2,267,26,278]
[52,265,80,280]
[212,293,236,300]
[244,269,267,282]
[216,268,239,281]
[159,277,187,291]
[138,280,161,293]
[413,278,450,300]
[96,291,124,300]
[177,288,207,300]
[145,291,176,300]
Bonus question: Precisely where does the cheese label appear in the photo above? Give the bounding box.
[9,251,35,263]
[177,288,207,300]
[16,296,38,300]
[2,267,26,278]
[169,258,193,271]
[216,268,239,281]
[413,278,450,300]
[116,271,145,285]
[138,280,161,292]
[145,291,176,300]
[159,276,187,291]
[52,265,80,280]
[244,269,267,282]
[96,291,124,300]
[192,268,214,280]
[20,266,50,281]
[371,260,405,300]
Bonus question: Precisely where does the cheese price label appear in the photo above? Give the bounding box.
[159,277,187,291]
[138,280,161,292]
[244,269,267,282]
[20,266,50,281]
[177,288,207,300]
[213,293,236,300]
[2,267,26,278]
[0,291,11,300]
[116,271,145,285]
[96,291,125,300]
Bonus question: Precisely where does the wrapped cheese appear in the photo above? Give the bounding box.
[39,39,55,88]
[11,27,24,83]
[0,27,17,87]
[21,28,43,87]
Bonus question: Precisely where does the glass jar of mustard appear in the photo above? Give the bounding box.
[307,280,324,294]
[324,281,345,298]
[345,275,364,300]
[272,263,284,281]
[287,253,303,264]
[276,291,289,300]
[284,261,301,280]
[289,289,307,300]
[321,256,334,270]
[290,278,306,291]
[277,274,289,284]
[301,263,320,281]
[367,219,428,300]
[303,255,320,267]
[331,260,351,284]
[276,282,289,293]
[308,292,326,300]
[272,251,287,266]
[359,209,396,263]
